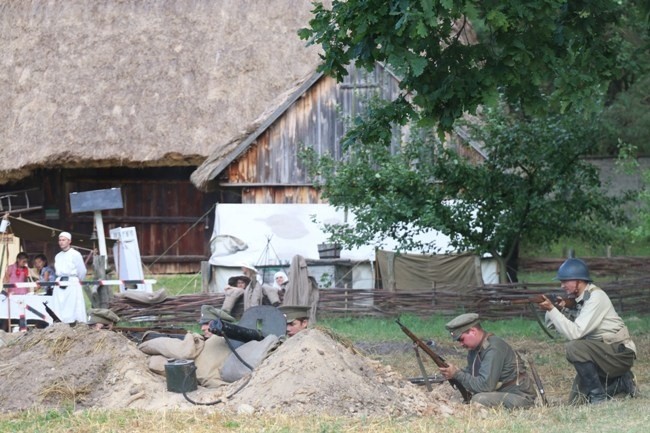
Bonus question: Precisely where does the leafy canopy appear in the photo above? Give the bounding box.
[304,101,629,277]
[299,0,625,130]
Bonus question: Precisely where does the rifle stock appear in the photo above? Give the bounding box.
[113,326,187,335]
[396,319,472,404]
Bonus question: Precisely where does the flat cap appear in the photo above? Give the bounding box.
[445,313,480,341]
[198,305,235,324]
[87,308,120,325]
[279,305,311,323]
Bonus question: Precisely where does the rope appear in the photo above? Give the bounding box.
[147,203,216,269]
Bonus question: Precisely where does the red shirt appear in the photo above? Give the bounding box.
[6,263,29,295]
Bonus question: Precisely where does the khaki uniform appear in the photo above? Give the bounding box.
[545,284,636,401]
[454,334,537,408]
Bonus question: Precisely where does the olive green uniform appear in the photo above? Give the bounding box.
[453,334,537,408]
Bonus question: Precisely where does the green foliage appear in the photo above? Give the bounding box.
[299,0,629,131]
[599,76,650,154]
[305,101,631,281]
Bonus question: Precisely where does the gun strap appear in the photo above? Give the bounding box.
[527,303,555,339]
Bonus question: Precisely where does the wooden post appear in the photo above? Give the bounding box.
[95,255,111,308]
[84,255,109,309]
[201,261,211,293]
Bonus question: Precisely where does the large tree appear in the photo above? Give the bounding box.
[299,0,629,131]
[305,104,629,282]
[298,1,642,281]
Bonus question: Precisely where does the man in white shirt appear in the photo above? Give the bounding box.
[540,258,637,404]
[52,232,87,323]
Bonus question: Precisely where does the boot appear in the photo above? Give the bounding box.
[606,371,638,398]
[573,362,607,404]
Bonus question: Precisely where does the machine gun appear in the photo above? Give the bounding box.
[208,318,264,343]
[209,305,287,349]
[396,318,472,404]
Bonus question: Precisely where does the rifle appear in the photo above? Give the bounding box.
[113,326,187,335]
[43,301,61,323]
[111,326,187,344]
[396,318,472,404]
[492,294,576,310]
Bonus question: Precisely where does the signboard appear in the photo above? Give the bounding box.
[69,188,123,213]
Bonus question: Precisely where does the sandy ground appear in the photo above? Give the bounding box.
[0,325,460,416]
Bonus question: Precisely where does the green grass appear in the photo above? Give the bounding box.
[1,400,649,433]
[520,236,650,258]
[148,273,203,296]
[320,314,551,343]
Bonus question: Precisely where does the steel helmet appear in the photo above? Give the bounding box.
[554,258,592,282]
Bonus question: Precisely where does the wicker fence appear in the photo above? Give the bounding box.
[110,276,650,326]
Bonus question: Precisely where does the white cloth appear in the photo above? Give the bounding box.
[51,277,87,323]
[54,248,87,279]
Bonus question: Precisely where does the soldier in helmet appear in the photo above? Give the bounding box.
[539,258,637,404]
[439,312,537,408]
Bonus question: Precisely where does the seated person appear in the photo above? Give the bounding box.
[3,252,30,295]
[274,271,289,302]
[222,264,281,315]
[33,254,56,295]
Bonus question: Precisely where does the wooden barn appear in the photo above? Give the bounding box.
[0,0,322,273]
[190,63,405,202]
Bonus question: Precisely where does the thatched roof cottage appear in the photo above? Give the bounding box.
[0,0,321,272]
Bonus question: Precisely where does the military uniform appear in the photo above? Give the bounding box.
[446,313,537,408]
[546,283,636,402]
[87,308,120,327]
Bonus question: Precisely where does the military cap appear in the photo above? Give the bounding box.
[279,305,311,323]
[445,313,480,341]
[198,305,235,324]
[87,308,120,325]
[227,275,251,286]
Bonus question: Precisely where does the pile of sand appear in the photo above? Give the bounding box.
[0,325,458,416]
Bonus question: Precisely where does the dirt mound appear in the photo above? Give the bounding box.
[215,328,456,416]
[0,324,191,412]
[0,325,458,416]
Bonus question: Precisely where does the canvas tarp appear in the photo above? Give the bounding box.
[6,216,116,248]
[376,250,484,292]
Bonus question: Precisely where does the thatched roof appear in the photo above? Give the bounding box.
[190,70,324,191]
[0,0,321,184]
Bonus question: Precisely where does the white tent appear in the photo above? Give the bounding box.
[208,203,498,291]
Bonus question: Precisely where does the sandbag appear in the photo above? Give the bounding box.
[138,332,204,360]
[220,334,279,383]
[194,335,231,388]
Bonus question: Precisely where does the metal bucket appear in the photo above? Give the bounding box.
[165,359,197,393]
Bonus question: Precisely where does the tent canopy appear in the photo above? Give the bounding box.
[7,216,116,248]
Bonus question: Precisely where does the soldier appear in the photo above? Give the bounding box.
[439,313,537,408]
[279,305,311,337]
[539,258,637,404]
[198,305,235,339]
[87,308,120,330]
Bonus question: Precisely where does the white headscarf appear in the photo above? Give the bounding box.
[273,271,289,289]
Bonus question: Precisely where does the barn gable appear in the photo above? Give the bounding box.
[191,63,404,203]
